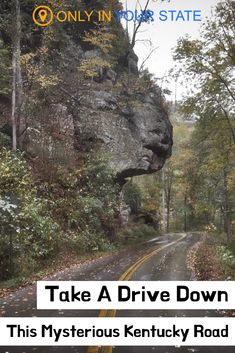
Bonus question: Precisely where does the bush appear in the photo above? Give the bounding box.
[0,150,121,281]
[217,245,235,268]
[122,181,142,214]
[0,149,61,280]
[119,224,156,245]
[42,154,120,250]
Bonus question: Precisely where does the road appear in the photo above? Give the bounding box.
[0,232,233,353]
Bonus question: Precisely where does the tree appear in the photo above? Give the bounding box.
[174,0,235,143]
[79,26,116,80]
[129,0,151,49]
[121,0,153,84]
[0,39,11,97]
[162,164,173,232]
[160,120,194,233]
[11,0,23,150]
[172,0,235,242]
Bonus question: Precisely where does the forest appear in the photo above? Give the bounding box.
[0,0,234,285]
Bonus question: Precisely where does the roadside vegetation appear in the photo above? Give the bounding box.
[128,1,235,276]
[0,0,162,285]
[0,0,234,286]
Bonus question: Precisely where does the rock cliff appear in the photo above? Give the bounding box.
[0,1,173,181]
[74,84,172,182]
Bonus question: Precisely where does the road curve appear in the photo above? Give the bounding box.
[113,233,234,353]
[0,233,233,353]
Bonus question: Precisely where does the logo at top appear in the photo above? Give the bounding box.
[32,6,53,27]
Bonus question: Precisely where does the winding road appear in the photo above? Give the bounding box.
[0,232,233,353]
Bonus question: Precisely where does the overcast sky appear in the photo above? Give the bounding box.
[121,0,220,99]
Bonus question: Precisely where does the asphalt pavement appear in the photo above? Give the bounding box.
[0,233,233,353]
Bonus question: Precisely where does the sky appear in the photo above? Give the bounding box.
[120,0,220,99]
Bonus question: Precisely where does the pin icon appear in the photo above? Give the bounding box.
[39,9,47,23]
[32,6,53,27]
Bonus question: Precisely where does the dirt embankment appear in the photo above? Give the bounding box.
[187,234,235,280]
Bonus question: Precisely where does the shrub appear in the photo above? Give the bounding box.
[119,224,156,245]
[0,150,120,280]
[0,149,61,279]
[122,181,142,214]
[217,245,235,268]
[43,154,120,250]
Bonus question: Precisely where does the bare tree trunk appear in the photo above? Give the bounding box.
[125,0,129,39]
[166,198,170,232]
[223,169,232,243]
[162,169,166,233]
[11,0,22,150]
[130,0,150,49]
[12,48,17,150]
[126,0,151,86]
[165,170,173,232]
[162,167,173,233]
[184,194,187,232]
[17,51,24,149]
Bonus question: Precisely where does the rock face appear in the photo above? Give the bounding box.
[0,75,172,182]
[74,86,172,182]
[22,81,172,182]
[0,1,173,180]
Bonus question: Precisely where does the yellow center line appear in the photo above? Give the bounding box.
[87,233,187,353]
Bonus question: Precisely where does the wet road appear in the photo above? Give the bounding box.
[0,233,233,353]
[114,233,233,353]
